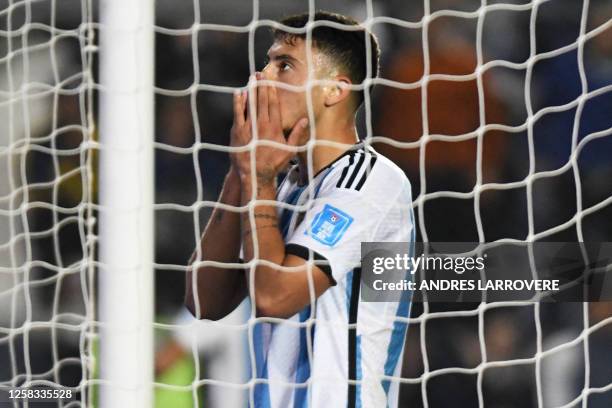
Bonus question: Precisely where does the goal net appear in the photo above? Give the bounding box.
[1,0,611,407]
[0,0,97,405]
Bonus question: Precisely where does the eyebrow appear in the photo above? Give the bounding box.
[267,53,301,65]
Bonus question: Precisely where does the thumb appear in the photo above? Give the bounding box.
[286,118,309,148]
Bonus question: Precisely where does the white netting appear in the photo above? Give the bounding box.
[1,0,611,407]
[157,1,612,406]
[0,0,96,405]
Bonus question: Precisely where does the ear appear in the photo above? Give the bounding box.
[323,76,352,108]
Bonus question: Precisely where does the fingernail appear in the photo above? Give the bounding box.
[255,72,262,80]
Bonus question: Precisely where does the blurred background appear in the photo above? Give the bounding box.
[0,0,611,406]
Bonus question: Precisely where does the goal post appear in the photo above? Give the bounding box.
[98,0,155,406]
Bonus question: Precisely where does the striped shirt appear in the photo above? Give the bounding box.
[251,143,415,408]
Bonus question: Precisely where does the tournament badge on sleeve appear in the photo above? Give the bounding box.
[306,204,354,247]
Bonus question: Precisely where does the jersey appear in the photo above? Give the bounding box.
[250,142,415,408]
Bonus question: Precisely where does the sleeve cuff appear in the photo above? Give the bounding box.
[285,243,337,286]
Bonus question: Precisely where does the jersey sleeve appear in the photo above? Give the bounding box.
[284,179,387,286]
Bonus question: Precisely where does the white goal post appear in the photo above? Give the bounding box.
[98,0,154,406]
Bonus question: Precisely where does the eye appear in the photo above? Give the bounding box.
[279,62,291,72]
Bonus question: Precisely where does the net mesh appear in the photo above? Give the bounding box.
[158,1,612,407]
[0,0,96,405]
[1,0,611,407]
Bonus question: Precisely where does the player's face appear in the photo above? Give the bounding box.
[261,38,327,137]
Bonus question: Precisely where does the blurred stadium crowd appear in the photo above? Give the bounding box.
[0,0,611,406]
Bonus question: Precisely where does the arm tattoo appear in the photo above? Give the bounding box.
[254,213,277,221]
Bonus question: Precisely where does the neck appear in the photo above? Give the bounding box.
[295,112,359,184]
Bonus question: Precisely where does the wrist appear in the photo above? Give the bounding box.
[223,167,242,192]
[226,166,239,180]
[240,173,276,196]
[238,170,253,187]
[239,170,276,186]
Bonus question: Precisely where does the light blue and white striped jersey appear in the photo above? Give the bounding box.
[251,143,415,408]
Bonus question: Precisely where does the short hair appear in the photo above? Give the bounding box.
[271,11,380,109]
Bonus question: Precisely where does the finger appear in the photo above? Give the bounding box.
[242,91,252,143]
[233,90,245,127]
[286,118,309,148]
[247,75,256,123]
[268,82,281,126]
[241,90,247,119]
[256,72,269,122]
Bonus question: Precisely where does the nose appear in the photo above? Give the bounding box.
[261,64,276,81]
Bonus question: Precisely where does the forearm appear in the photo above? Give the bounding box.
[191,169,242,263]
[185,169,245,319]
[240,174,287,303]
[239,174,330,318]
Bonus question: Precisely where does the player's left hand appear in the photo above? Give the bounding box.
[230,72,309,184]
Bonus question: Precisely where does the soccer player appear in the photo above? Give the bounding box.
[185,11,415,408]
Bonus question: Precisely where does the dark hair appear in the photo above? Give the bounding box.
[271,11,380,109]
